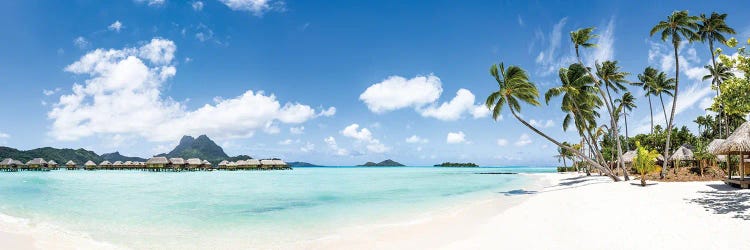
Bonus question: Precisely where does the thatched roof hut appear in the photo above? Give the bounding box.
[186,158,202,167]
[12,160,25,166]
[47,160,58,167]
[202,160,211,166]
[218,160,228,168]
[272,160,287,166]
[621,150,637,164]
[84,160,96,166]
[247,159,260,166]
[670,146,695,161]
[260,159,274,166]
[716,121,750,155]
[707,139,728,162]
[235,160,247,167]
[66,160,76,166]
[27,158,47,167]
[146,157,169,167]
[169,158,186,166]
[1,158,13,166]
[113,161,123,166]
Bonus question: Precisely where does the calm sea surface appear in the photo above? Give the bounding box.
[0,166,553,249]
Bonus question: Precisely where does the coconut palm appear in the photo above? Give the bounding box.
[596,60,631,179]
[571,27,629,180]
[634,67,659,133]
[702,63,733,90]
[615,92,637,150]
[698,13,735,139]
[650,10,700,178]
[651,71,676,125]
[485,62,620,181]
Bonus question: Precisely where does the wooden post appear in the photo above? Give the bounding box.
[742,152,745,181]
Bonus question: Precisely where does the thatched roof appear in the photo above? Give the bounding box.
[12,160,24,166]
[247,159,260,166]
[0,158,13,166]
[123,161,133,166]
[707,139,726,155]
[273,160,287,166]
[227,161,237,167]
[99,161,112,166]
[670,146,694,161]
[202,160,211,165]
[717,121,750,154]
[186,158,202,165]
[620,150,637,163]
[218,160,228,166]
[27,158,47,165]
[147,157,169,164]
[235,160,247,166]
[47,160,58,166]
[260,159,274,165]
[84,160,97,166]
[66,160,76,166]
[169,158,186,165]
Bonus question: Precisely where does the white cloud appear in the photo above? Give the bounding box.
[340,124,389,153]
[317,107,336,117]
[300,142,314,152]
[497,138,508,146]
[534,17,576,76]
[191,1,204,11]
[515,133,532,146]
[49,38,331,142]
[73,37,89,49]
[446,131,466,144]
[405,135,428,144]
[290,126,304,134]
[0,132,9,138]
[135,0,165,6]
[529,119,555,128]
[108,21,123,32]
[419,89,489,121]
[43,88,61,96]
[584,17,615,66]
[278,139,294,145]
[360,74,442,113]
[517,15,524,27]
[324,136,348,156]
[218,0,284,16]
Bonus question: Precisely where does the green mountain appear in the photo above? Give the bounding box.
[156,135,235,163]
[358,159,405,166]
[0,146,103,165]
[101,152,147,162]
[287,161,319,167]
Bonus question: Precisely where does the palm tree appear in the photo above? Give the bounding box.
[634,67,659,133]
[556,142,573,170]
[571,27,629,180]
[615,92,637,150]
[652,71,676,125]
[596,60,631,180]
[650,10,700,178]
[697,13,735,139]
[485,62,620,181]
[694,115,707,136]
[703,62,733,138]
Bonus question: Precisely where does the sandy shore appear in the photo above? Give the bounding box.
[3,173,749,249]
[307,173,750,249]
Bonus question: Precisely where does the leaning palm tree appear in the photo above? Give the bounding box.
[596,60,631,180]
[615,92,637,150]
[571,27,629,180]
[650,10,700,178]
[633,67,659,133]
[486,62,620,181]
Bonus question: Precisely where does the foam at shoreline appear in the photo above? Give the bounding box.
[0,212,127,250]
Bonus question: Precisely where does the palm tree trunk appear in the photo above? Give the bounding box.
[508,104,621,181]
[624,112,630,150]
[575,48,628,180]
[708,38,724,139]
[659,94,669,125]
[648,95,654,134]
[661,44,680,179]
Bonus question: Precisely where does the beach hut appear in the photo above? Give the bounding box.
[707,139,728,164]
[99,161,113,170]
[247,159,261,170]
[0,158,17,171]
[84,160,97,170]
[201,160,212,170]
[169,158,186,170]
[670,146,694,174]
[716,121,750,188]
[236,160,249,170]
[122,161,133,169]
[146,157,169,171]
[226,161,237,170]
[186,158,202,170]
[47,160,59,170]
[260,159,274,169]
[26,158,48,170]
[218,160,228,170]
[65,160,77,170]
[112,161,123,169]
[12,160,25,169]
[275,160,289,169]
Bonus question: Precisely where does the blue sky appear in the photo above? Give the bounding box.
[1,0,749,166]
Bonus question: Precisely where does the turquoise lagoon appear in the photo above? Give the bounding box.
[0,166,553,248]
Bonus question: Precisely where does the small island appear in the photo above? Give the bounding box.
[434,162,479,167]
[358,159,405,167]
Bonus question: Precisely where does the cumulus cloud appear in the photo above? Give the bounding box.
[529,119,555,128]
[317,107,336,117]
[515,133,532,146]
[289,126,304,134]
[340,124,389,153]
[49,38,332,142]
[405,135,428,144]
[446,131,466,144]
[0,132,9,138]
[218,0,285,16]
[360,75,488,120]
[300,142,314,152]
[192,1,204,11]
[324,136,348,156]
[108,21,123,32]
[73,37,89,49]
[360,75,442,113]
[497,138,508,146]
[43,88,61,96]
[419,89,489,121]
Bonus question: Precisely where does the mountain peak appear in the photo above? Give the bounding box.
[162,135,229,163]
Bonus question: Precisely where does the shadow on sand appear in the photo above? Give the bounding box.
[499,189,538,196]
[628,183,658,186]
[687,184,750,220]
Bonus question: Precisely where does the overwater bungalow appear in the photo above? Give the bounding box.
[26,158,48,171]
[218,160,228,170]
[146,157,169,171]
[186,158,202,171]
[169,158,186,170]
[259,159,274,169]
[47,160,59,170]
[226,161,237,170]
[0,158,18,172]
[99,161,113,170]
[202,160,212,170]
[247,159,261,170]
[670,146,694,174]
[716,121,750,188]
[65,160,77,170]
[112,161,123,169]
[84,160,97,170]
[123,161,133,169]
[235,160,248,170]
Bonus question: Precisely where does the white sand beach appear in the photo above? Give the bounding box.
[3,173,749,249]
[308,173,750,249]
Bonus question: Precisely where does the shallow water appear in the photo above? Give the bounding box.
[0,166,553,249]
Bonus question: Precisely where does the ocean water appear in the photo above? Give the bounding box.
[0,166,553,249]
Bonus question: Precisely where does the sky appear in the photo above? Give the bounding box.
[1,0,750,166]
